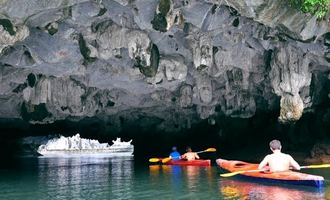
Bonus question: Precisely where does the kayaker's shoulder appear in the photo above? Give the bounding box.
[282,153,293,158]
[262,154,271,160]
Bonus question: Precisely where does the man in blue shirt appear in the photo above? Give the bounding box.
[169,146,181,160]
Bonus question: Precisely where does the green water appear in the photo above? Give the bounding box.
[0,157,329,200]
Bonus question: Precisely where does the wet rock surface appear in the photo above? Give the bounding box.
[0,0,329,134]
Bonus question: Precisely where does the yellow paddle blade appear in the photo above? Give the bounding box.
[220,169,265,177]
[205,148,217,152]
[149,158,160,163]
[162,157,172,163]
[196,148,217,154]
[304,164,330,169]
[220,171,242,177]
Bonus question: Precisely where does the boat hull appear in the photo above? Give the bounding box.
[166,159,211,166]
[216,158,324,188]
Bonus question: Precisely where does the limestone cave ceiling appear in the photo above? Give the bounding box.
[0,0,329,133]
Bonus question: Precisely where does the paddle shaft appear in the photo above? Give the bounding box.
[300,164,330,169]
[237,165,318,173]
[195,148,216,154]
[195,150,207,154]
[220,164,330,177]
[240,164,330,172]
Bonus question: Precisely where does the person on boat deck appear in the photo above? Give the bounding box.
[181,147,200,161]
[169,146,181,160]
[258,139,300,172]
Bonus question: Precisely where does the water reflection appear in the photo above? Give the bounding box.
[38,157,133,199]
[219,179,325,200]
[185,166,201,191]
[149,165,218,199]
[149,165,211,188]
[2,157,327,199]
[149,164,183,191]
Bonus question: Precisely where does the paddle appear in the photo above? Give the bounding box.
[220,169,265,177]
[149,158,161,163]
[148,157,180,163]
[220,163,330,177]
[162,147,217,164]
[161,156,179,164]
[196,148,217,154]
[300,164,330,169]
[148,157,181,163]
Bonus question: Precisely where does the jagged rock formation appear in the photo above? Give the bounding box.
[0,0,329,134]
[210,0,330,40]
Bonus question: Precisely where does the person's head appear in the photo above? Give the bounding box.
[186,146,192,152]
[269,140,282,151]
[172,146,177,151]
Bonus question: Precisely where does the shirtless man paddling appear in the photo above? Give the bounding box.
[258,140,300,172]
[181,147,200,161]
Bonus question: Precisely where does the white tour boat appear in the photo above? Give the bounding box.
[37,134,134,157]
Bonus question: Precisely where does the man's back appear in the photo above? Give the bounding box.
[259,151,300,172]
[182,152,199,161]
[266,152,292,172]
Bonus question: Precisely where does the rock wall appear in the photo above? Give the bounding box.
[0,0,329,134]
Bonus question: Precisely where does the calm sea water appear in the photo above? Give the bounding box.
[0,157,329,200]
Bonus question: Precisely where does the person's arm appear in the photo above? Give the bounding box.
[258,155,269,170]
[195,153,200,159]
[289,155,300,170]
[181,153,186,159]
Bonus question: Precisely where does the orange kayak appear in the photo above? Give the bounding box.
[166,159,211,166]
[216,158,324,188]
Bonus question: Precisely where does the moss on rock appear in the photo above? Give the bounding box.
[151,13,167,32]
[0,19,15,35]
[151,0,171,32]
[78,34,96,63]
[138,44,160,77]
[159,0,171,16]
